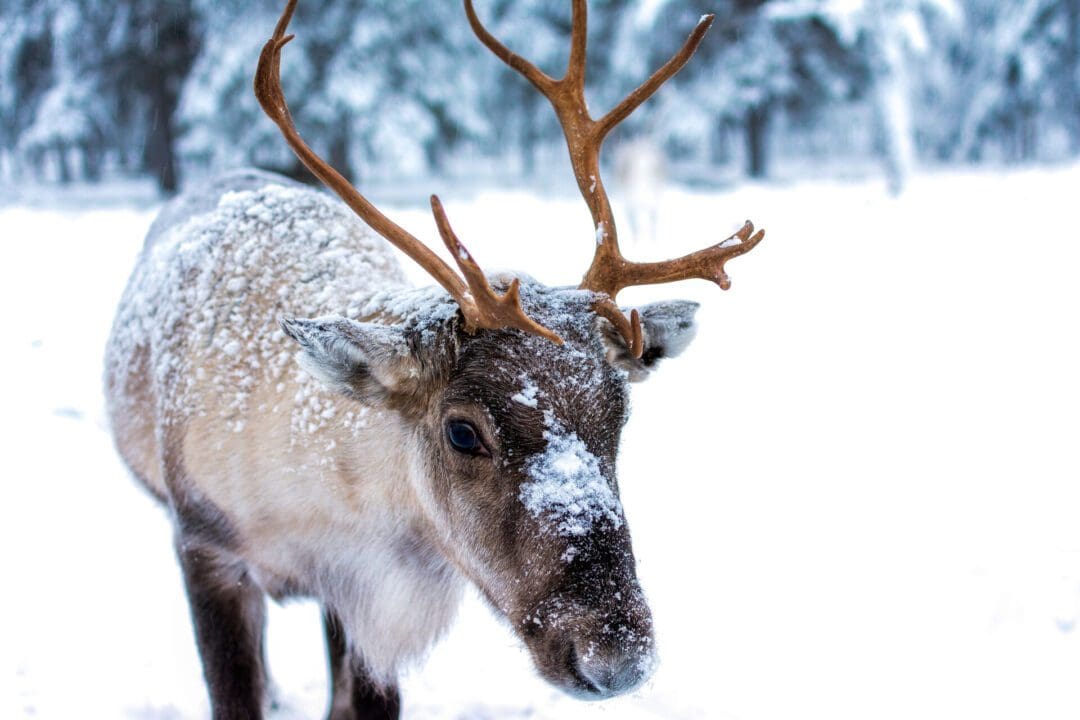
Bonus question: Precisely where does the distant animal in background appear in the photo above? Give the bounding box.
[104,0,765,718]
[615,136,668,245]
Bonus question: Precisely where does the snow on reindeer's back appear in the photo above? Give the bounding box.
[107,174,407,433]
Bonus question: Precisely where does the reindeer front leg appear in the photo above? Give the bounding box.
[177,541,268,720]
[323,609,401,720]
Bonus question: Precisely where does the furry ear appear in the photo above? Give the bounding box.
[599,300,700,382]
[280,316,426,400]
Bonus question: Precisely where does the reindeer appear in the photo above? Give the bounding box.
[104,1,764,718]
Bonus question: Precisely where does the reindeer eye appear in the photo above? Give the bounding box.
[446,420,486,456]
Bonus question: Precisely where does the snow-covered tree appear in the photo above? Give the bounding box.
[646,0,860,178]
[102,0,200,191]
[179,0,497,183]
[0,1,56,180]
[0,0,110,183]
[770,0,960,192]
[2,0,1078,188]
[948,0,1080,163]
[0,0,199,190]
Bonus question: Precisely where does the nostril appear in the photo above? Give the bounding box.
[573,641,654,699]
[566,640,601,694]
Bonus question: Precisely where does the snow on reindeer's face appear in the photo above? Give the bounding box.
[281,282,701,700]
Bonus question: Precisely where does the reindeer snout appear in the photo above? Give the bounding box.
[523,587,656,700]
[572,635,655,699]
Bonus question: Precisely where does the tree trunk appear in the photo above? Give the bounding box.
[81,141,102,182]
[56,143,72,184]
[329,117,355,185]
[145,98,179,194]
[1066,0,1080,153]
[868,1,914,195]
[130,0,199,194]
[712,117,733,166]
[521,94,540,178]
[1020,103,1037,162]
[745,105,770,179]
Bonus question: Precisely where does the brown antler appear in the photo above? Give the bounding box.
[255,0,561,345]
[466,0,765,357]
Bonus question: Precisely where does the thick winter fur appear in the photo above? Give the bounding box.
[104,170,700,717]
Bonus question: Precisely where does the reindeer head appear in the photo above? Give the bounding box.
[281,284,700,697]
[257,0,765,700]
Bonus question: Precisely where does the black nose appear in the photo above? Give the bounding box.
[573,639,654,699]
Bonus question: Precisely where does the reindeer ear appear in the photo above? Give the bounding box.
[279,316,426,400]
[599,300,700,382]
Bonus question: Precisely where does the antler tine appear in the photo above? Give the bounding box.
[595,14,715,140]
[256,0,560,343]
[615,221,766,294]
[463,0,556,94]
[566,0,589,87]
[430,196,563,345]
[594,298,643,359]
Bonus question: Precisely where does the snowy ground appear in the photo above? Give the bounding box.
[2,165,1079,719]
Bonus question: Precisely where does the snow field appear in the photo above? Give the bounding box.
[2,164,1079,718]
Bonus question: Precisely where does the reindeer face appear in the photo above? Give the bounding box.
[281,284,700,699]
[425,296,646,698]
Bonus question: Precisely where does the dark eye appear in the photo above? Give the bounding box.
[446,420,487,456]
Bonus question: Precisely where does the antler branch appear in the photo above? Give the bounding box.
[463,0,556,94]
[595,15,714,140]
[589,221,766,298]
[465,1,763,357]
[593,298,643,359]
[255,0,561,344]
[430,197,563,344]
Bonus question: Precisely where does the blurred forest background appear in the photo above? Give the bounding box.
[1,0,1078,195]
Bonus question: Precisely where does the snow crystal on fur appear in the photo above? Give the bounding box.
[511,374,540,407]
[105,174,471,443]
[520,415,622,537]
